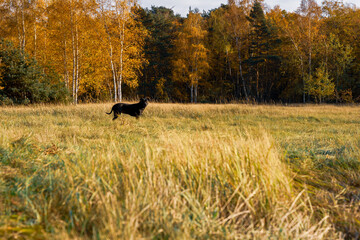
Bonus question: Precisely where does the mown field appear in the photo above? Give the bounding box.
[0,103,359,239]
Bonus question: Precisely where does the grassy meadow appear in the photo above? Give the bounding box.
[0,103,359,239]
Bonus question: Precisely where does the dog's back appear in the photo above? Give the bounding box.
[122,99,148,115]
[107,98,149,120]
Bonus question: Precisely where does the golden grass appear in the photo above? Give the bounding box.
[1,103,359,239]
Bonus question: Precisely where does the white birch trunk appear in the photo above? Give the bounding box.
[118,16,125,103]
[63,37,69,89]
[75,24,79,104]
[34,20,37,59]
[100,1,118,102]
[71,7,77,104]
[21,0,26,51]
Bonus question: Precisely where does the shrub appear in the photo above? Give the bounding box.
[0,39,69,105]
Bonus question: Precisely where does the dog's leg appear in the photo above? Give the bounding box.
[113,110,122,121]
[113,112,118,120]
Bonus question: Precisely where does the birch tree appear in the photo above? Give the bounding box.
[98,0,147,102]
[227,0,252,100]
[172,11,209,103]
[297,0,321,102]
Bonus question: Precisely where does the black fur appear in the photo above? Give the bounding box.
[106,98,150,120]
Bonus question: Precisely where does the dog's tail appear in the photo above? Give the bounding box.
[106,109,113,115]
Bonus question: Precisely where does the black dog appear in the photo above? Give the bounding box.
[106,98,150,120]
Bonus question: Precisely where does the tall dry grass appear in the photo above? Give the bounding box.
[2,103,359,239]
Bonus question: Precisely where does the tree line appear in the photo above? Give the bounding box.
[0,0,359,104]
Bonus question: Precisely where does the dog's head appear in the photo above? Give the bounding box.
[140,97,150,107]
[140,97,150,103]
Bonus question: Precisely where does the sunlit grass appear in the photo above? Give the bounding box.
[1,103,359,239]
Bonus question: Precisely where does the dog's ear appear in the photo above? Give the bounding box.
[145,97,150,101]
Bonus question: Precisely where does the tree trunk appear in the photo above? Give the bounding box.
[110,40,118,102]
[63,37,69,89]
[75,24,79,104]
[308,12,312,103]
[302,63,306,103]
[71,7,77,104]
[116,0,128,103]
[34,18,37,59]
[195,82,198,103]
[286,29,306,103]
[191,83,194,103]
[21,0,26,51]
[16,0,26,52]
[235,37,248,101]
[100,3,118,102]
[118,18,125,103]
[256,66,260,101]
[72,28,76,103]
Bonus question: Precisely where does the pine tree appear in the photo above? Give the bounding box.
[247,1,281,101]
[0,39,68,104]
[138,6,180,101]
[305,64,334,103]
